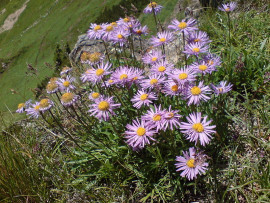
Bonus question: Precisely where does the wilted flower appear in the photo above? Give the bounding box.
[88,96,121,121]
[203,53,222,68]
[39,98,54,112]
[60,92,79,107]
[175,147,208,180]
[143,2,163,14]
[180,112,216,146]
[131,89,157,109]
[16,99,32,113]
[124,118,157,150]
[80,52,104,65]
[46,81,59,94]
[150,31,174,47]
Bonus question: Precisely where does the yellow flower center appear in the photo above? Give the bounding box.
[148,2,157,8]
[159,38,166,42]
[39,99,50,108]
[94,25,101,31]
[186,159,195,168]
[150,78,158,85]
[208,60,214,65]
[171,85,178,92]
[96,69,104,76]
[225,8,230,11]
[194,38,200,42]
[136,30,142,34]
[179,73,188,80]
[34,105,40,110]
[46,82,58,91]
[167,112,174,118]
[61,92,74,103]
[152,57,158,62]
[218,88,223,93]
[136,127,146,136]
[91,92,100,99]
[18,103,25,109]
[98,101,110,111]
[190,86,201,95]
[132,77,138,81]
[89,52,101,62]
[192,47,200,53]
[140,94,148,101]
[158,66,166,72]
[108,79,114,84]
[192,123,204,133]
[106,25,113,32]
[111,22,117,27]
[199,65,208,71]
[178,22,187,29]
[117,34,123,39]
[63,81,70,87]
[120,74,128,80]
[124,17,130,22]
[50,77,58,83]
[153,114,161,121]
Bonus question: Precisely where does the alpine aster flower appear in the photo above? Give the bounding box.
[187,31,211,44]
[189,61,216,75]
[60,92,79,107]
[46,81,59,94]
[143,2,163,14]
[102,23,116,41]
[150,31,174,47]
[25,102,41,118]
[218,2,237,12]
[162,80,182,96]
[16,99,32,113]
[142,50,165,65]
[80,52,104,65]
[57,76,76,92]
[185,82,212,105]
[80,68,93,83]
[142,105,166,131]
[203,53,222,68]
[110,27,130,47]
[89,62,112,84]
[133,25,149,36]
[140,74,166,90]
[183,42,209,58]
[88,96,121,121]
[60,66,72,76]
[87,23,105,40]
[89,92,101,101]
[131,90,157,109]
[210,81,233,95]
[163,105,182,130]
[168,18,197,35]
[169,67,196,85]
[180,112,216,146]
[39,98,54,112]
[175,147,208,180]
[110,66,138,86]
[124,118,157,150]
[150,60,174,76]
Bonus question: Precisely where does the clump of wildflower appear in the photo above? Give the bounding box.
[175,147,208,180]
[124,118,157,150]
[185,82,211,105]
[143,2,163,14]
[131,90,157,109]
[180,112,216,146]
[168,18,197,35]
[88,96,121,121]
[210,81,233,95]
[150,31,174,47]
[218,2,237,12]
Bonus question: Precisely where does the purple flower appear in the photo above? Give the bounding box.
[163,105,182,130]
[162,80,182,96]
[218,2,237,12]
[189,61,216,75]
[131,89,157,109]
[88,96,121,121]
[150,60,174,76]
[150,31,174,47]
[60,66,72,76]
[169,67,196,85]
[175,147,208,180]
[89,62,112,84]
[180,112,216,146]
[109,27,130,47]
[110,66,135,86]
[124,118,157,150]
[203,53,222,68]
[87,23,105,40]
[133,25,149,36]
[61,92,79,107]
[168,18,197,35]
[185,82,212,105]
[57,76,76,92]
[89,92,101,101]
[16,99,32,113]
[140,74,166,90]
[39,98,54,112]
[142,50,165,65]
[183,42,209,58]
[80,68,93,83]
[142,105,166,131]
[80,52,105,65]
[102,23,116,41]
[25,102,41,118]
[210,81,233,95]
[46,81,59,94]
[143,2,163,14]
[187,31,211,44]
